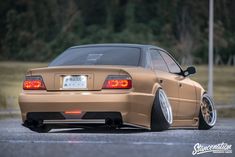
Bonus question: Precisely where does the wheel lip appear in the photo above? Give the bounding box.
[159,89,173,124]
[200,94,217,126]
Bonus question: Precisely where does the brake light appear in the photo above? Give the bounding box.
[102,75,132,89]
[23,76,46,90]
[64,110,82,114]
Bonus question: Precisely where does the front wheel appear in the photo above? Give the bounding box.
[151,89,173,131]
[199,94,217,130]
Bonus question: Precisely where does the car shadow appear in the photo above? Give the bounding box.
[50,127,148,134]
[49,124,201,134]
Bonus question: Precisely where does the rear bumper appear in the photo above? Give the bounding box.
[19,90,155,129]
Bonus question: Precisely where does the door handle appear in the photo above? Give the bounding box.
[179,83,182,87]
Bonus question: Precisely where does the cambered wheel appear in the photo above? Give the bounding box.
[151,89,173,131]
[199,94,217,130]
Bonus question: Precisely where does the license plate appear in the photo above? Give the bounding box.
[63,75,87,89]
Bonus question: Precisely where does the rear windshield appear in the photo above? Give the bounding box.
[49,46,141,67]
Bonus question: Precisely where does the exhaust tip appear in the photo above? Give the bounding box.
[105,118,123,128]
[105,118,113,126]
[114,119,122,126]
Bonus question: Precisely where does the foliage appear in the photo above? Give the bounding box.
[0,0,234,63]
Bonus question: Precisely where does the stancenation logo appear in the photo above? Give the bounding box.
[192,142,232,155]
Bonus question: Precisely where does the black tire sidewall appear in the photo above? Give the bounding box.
[199,109,212,130]
[151,89,172,131]
[198,94,215,130]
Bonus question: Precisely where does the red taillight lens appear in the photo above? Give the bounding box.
[23,76,46,90]
[102,75,132,89]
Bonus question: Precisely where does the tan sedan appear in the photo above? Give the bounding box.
[19,44,217,133]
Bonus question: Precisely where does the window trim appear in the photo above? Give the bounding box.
[49,46,143,67]
[148,48,169,72]
[159,50,184,76]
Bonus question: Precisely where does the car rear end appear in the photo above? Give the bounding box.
[18,45,155,130]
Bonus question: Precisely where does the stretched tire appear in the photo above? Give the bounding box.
[199,94,217,130]
[151,88,173,131]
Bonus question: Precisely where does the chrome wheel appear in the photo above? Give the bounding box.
[159,89,173,124]
[200,95,217,126]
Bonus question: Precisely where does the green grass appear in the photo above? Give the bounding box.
[190,65,235,105]
[0,62,234,117]
[217,108,235,118]
[0,62,47,110]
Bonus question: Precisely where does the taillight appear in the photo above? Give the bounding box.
[102,75,132,89]
[23,76,46,90]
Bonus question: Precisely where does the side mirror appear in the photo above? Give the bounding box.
[184,66,196,76]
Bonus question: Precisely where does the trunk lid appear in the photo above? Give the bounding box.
[27,65,133,91]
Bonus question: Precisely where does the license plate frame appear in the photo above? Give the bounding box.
[62,75,87,89]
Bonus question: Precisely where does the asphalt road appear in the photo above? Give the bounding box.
[0,118,234,157]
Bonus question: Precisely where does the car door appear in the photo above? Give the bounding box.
[149,49,179,118]
[160,50,197,119]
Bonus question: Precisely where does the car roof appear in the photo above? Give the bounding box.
[70,43,165,51]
